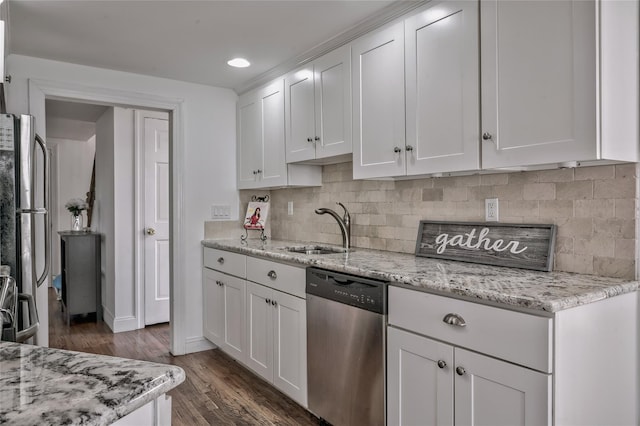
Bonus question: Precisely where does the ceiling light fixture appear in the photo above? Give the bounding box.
[227,58,251,68]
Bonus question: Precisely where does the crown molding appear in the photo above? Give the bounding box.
[234,0,429,95]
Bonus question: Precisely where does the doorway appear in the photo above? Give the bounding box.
[29,78,186,354]
[45,99,171,344]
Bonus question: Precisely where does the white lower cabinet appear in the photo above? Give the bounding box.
[388,286,639,425]
[387,327,550,426]
[202,268,246,363]
[246,280,308,408]
[203,248,308,409]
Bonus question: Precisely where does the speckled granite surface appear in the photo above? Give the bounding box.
[0,342,185,425]
[202,238,640,313]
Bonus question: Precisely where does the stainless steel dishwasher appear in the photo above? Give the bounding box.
[306,267,387,426]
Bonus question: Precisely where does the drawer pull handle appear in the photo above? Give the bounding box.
[267,270,277,279]
[217,257,225,264]
[443,313,466,327]
[437,360,447,369]
[456,366,466,376]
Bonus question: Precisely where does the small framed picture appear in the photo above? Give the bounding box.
[244,201,269,230]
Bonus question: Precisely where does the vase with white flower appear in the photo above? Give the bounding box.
[65,198,87,231]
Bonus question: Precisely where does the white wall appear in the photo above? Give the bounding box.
[48,135,96,277]
[95,107,116,329]
[7,54,238,354]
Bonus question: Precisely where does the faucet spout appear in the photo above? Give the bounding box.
[315,202,351,249]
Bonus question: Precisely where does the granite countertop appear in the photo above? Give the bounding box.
[202,238,640,313]
[0,342,185,425]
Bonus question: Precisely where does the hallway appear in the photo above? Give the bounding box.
[48,289,318,425]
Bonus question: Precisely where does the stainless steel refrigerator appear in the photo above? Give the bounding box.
[0,113,49,344]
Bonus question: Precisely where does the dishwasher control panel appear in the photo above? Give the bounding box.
[306,268,387,314]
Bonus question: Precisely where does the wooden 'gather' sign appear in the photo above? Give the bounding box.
[415,221,556,271]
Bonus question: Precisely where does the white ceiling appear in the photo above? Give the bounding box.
[45,99,109,140]
[6,0,421,93]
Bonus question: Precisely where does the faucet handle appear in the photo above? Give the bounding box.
[336,202,350,221]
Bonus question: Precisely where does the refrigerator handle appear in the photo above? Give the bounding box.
[34,134,50,287]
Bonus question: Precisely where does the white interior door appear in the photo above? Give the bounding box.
[140,111,170,325]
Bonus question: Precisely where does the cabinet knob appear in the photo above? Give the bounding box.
[217,257,225,264]
[216,280,223,286]
[437,360,447,369]
[307,137,313,142]
[315,136,320,142]
[256,169,262,174]
[252,170,257,175]
[272,300,277,307]
[145,228,156,236]
[266,298,271,304]
[405,145,414,152]
[482,132,493,141]
[456,366,466,376]
[393,146,402,154]
[267,270,277,279]
[443,313,466,327]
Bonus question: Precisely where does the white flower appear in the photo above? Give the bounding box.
[65,198,87,215]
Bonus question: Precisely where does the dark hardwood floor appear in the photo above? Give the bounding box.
[48,288,319,425]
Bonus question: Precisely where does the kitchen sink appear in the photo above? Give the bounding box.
[283,245,349,255]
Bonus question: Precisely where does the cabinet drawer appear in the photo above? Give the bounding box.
[246,257,306,299]
[203,248,246,278]
[389,286,553,373]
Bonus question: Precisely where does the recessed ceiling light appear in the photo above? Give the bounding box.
[227,58,250,68]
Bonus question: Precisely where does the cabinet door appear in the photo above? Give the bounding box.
[272,290,307,408]
[258,79,288,187]
[314,44,352,160]
[405,1,479,176]
[455,348,551,426]
[352,22,406,179]
[202,268,225,347]
[387,327,453,426]
[481,0,596,168]
[220,274,247,363]
[245,281,274,382]
[285,66,316,163]
[237,91,261,189]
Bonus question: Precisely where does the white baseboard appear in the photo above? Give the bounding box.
[103,306,139,333]
[184,336,216,354]
[102,306,115,332]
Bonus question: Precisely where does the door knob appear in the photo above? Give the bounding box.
[146,228,156,236]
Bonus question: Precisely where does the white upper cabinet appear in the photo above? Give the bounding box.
[353,1,479,180]
[405,1,479,176]
[285,45,352,164]
[481,0,639,169]
[352,22,406,179]
[237,79,322,189]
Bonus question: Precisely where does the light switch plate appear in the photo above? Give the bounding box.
[211,204,231,220]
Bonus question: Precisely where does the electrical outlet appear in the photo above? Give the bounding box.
[485,198,499,222]
[287,201,294,216]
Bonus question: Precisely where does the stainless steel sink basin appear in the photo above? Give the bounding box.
[284,245,348,255]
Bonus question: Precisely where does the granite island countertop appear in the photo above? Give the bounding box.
[0,342,185,425]
[202,238,640,313]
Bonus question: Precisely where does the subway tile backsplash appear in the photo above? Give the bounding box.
[206,162,638,280]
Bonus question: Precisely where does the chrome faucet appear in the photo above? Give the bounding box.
[315,202,351,250]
